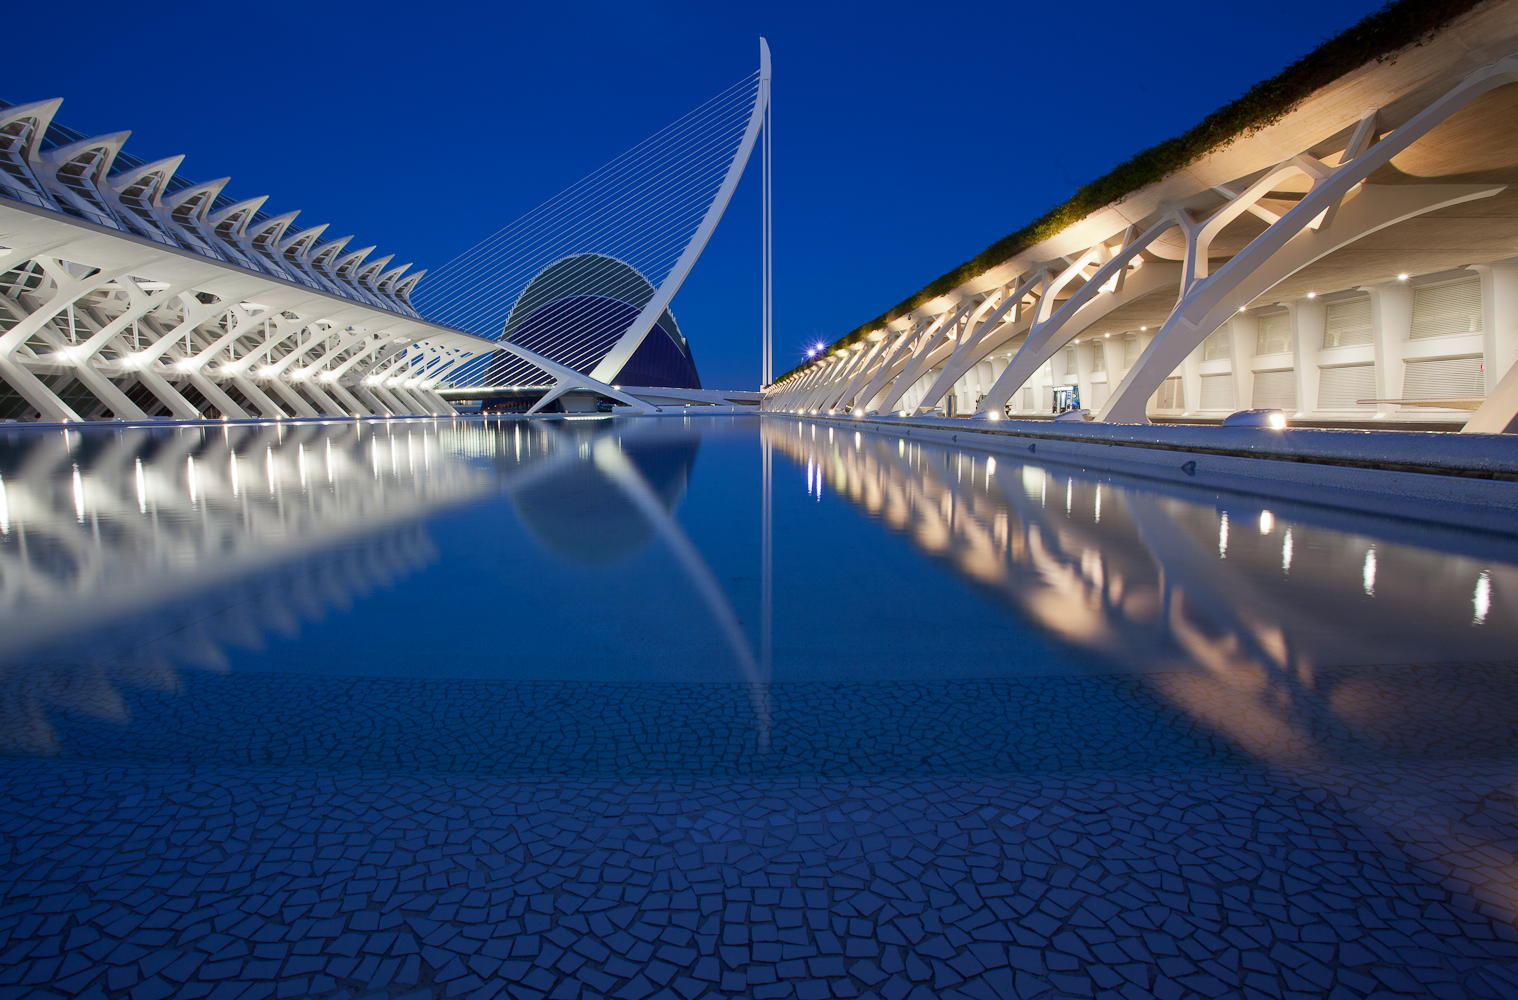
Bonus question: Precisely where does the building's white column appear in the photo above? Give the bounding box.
[1475,263,1518,394]
[1228,314,1256,410]
[1288,298,1326,417]
[1074,339,1095,412]
[1367,280,1412,419]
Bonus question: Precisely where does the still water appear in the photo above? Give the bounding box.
[1,415,1513,772]
[5,415,1518,1000]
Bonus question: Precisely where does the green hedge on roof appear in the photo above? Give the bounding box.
[772,0,1489,384]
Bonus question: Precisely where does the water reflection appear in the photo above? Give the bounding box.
[0,417,771,750]
[767,417,1518,921]
[2,415,1515,772]
[765,418,1518,761]
[0,420,509,750]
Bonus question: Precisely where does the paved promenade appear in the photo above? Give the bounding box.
[4,667,1518,1000]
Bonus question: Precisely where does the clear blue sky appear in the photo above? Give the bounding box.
[10,0,1379,389]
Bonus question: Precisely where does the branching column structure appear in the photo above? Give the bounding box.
[765,52,1518,435]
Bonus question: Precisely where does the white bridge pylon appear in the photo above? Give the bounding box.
[425,40,774,413]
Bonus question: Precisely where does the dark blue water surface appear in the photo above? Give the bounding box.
[3,415,1518,1000]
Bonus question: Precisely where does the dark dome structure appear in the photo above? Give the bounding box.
[508,424,700,564]
[479,254,701,390]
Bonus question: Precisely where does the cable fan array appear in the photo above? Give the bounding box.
[416,70,765,390]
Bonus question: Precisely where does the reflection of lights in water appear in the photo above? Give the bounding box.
[1218,512,1229,558]
[898,439,904,457]
[854,432,861,448]
[762,417,1518,921]
[1095,484,1101,523]
[1065,478,1072,515]
[1260,510,1274,534]
[326,439,333,482]
[298,444,307,487]
[267,447,277,493]
[0,475,8,535]
[986,456,996,484]
[0,422,493,677]
[1363,547,1377,596]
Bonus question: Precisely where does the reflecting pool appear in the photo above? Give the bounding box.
[2,415,1517,999]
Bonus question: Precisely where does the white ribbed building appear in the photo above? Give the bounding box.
[0,98,501,423]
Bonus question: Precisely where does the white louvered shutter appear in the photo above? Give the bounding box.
[1323,296,1372,348]
[1200,373,1234,411]
[1402,355,1485,400]
[1317,364,1376,409]
[1411,277,1482,339]
[1202,328,1231,361]
[1251,370,1296,410]
[1255,311,1291,355]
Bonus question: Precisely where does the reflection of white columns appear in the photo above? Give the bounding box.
[1289,299,1325,418]
[1368,281,1412,418]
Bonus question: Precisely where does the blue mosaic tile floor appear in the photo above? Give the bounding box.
[6,666,1518,999]
[5,760,1518,1000]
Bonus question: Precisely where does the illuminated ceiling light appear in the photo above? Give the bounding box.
[1397,273,1409,281]
[1306,292,1316,299]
